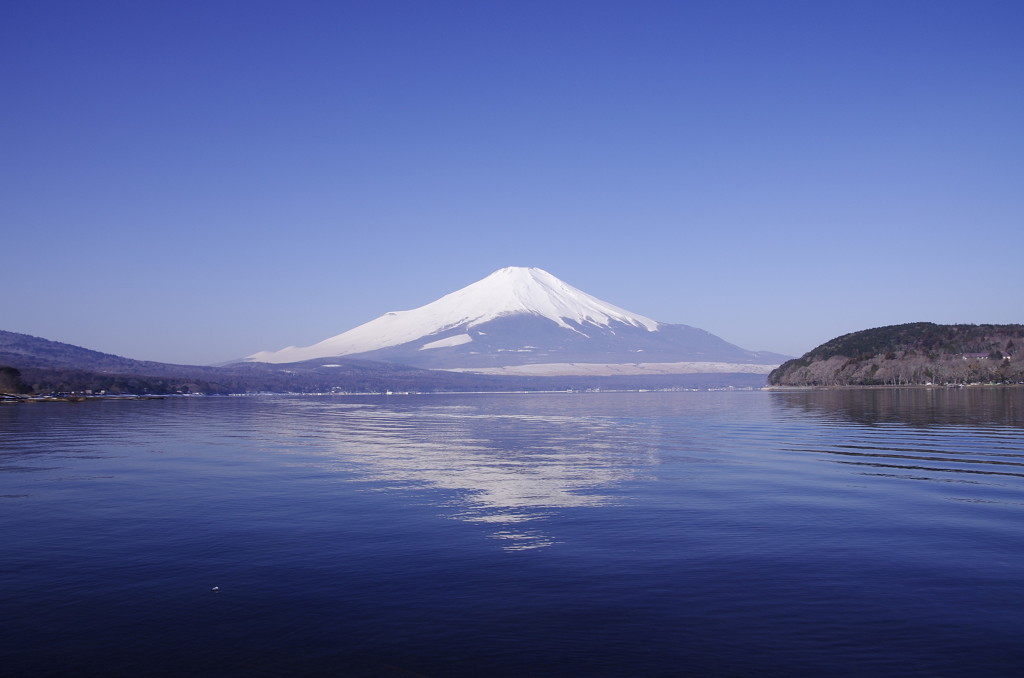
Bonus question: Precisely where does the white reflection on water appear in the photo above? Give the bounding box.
[278,399,656,550]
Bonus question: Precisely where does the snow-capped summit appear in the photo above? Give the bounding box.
[247,267,657,364]
[244,267,787,373]
[430,266,660,333]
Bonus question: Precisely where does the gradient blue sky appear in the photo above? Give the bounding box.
[3,0,1022,365]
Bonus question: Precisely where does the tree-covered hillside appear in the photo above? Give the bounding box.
[0,329,507,394]
[769,323,1024,386]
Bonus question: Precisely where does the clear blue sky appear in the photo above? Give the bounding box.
[3,0,1021,365]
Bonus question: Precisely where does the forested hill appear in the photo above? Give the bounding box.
[0,329,198,374]
[768,323,1024,387]
[0,329,501,394]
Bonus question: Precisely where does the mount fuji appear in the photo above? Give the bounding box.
[243,267,788,376]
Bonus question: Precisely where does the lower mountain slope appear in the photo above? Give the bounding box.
[1,329,771,394]
[342,314,787,371]
[768,323,1024,386]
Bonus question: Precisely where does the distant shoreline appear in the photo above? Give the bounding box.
[765,383,1024,391]
[6,384,1022,402]
[0,394,167,403]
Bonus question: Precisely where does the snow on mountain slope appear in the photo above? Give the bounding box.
[246,267,660,364]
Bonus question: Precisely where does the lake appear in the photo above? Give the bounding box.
[2,389,1023,677]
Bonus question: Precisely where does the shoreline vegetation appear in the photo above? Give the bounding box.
[1,386,766,403]
[766,383,1024,391]
[768,323,1024,388]
[0,393,167,403]
[0,356,774,402]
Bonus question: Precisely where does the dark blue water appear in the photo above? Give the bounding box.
[2,389,1023,677]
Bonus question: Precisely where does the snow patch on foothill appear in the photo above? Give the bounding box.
[420,334,473,351]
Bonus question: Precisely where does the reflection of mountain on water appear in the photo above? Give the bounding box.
[292,398,657,550]
[772,388,1024,428]
[769,388,1024,484]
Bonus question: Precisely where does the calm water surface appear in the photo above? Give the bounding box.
[2,389,1023,677]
